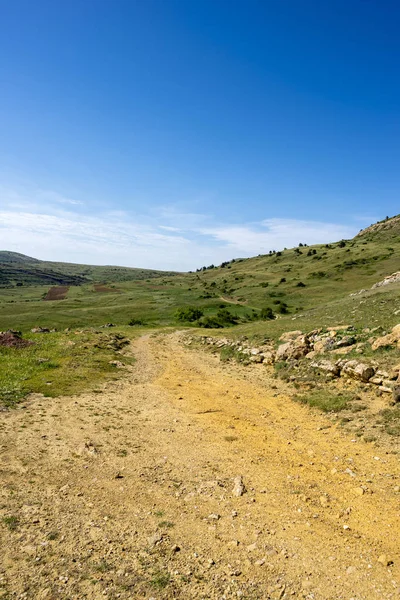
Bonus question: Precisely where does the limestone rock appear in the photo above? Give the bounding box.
[279,330,302,342]
[310,360,341,377]
[391,385,400,404]
[338,360,375,382]
[232,475,246,497]
[260,350,275,365]
[372,271,400,289]
[276,335,310,360]
[372,323,400,351]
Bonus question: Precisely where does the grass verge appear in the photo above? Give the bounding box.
[0,328,138,408]
[293,390,353,413]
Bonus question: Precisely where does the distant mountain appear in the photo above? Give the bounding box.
[0,251,41,264]
[0,252,178,287]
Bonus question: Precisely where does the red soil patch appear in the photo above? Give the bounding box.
[94,284,120,293]
[43,286,70,301]
[0,332,33,348]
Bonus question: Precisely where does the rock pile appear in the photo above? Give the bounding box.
[372,271,400,289]
[188,323,400,397]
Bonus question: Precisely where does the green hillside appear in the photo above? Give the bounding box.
[0,252,179,287]
[0,251,41,264]
[0,214,399,410]
[0,214,399,333]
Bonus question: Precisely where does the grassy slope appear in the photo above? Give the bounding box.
[0,215,399,333]
[1,215,399,407]
[0,252,178,286]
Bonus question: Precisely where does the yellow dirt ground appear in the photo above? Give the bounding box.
[1,332,400,599]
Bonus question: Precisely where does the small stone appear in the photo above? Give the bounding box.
[352,487,364,496]
[207,513,220,520]
[246,543,257,552]
[147,532,163,547]
[378,554,393,566]
[232,475,246,497]
[346,566,356,574]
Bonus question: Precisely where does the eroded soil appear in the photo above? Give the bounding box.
[1,332,400,599]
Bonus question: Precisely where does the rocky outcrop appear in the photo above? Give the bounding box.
[372,272,400,289]
[337,360,375,383]
[276,335,310,361]
[371,324,400,351]
[189,322,400,397]
[310,360,341,377]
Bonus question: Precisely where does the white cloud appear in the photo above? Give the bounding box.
[37,190,83,206]
[0,185,361,270]
[158,225,182,232]
[198,218,356,256]
[0,207,360,271]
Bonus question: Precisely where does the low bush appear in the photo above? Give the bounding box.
[260,307,274,320]
[216,308,238,324]
[175,306,204,322]
[197,316,224,328]
[128,318,146,326]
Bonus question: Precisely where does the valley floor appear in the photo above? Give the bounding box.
[1,333,400,599]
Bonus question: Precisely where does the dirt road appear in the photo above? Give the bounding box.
[1,333,400,599]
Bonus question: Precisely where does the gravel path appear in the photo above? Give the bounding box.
[1,332,399,599]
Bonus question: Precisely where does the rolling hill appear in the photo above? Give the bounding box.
[0,214,398,332]
[0,252,179,287]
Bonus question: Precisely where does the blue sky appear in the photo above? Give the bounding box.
[1,0,399,270]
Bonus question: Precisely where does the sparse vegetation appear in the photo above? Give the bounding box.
[379,407,400,436]
[2,516,19,531]
[294,390,352,413]
[175,306,204,322]
[150,570,170,590]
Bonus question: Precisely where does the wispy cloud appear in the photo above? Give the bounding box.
[0,185,361,270]
[38,189,83,206]
[198,218,356,255]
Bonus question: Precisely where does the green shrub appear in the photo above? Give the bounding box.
[216,308,238,324]
[128,318,146,326]
[175,306,204,322]
[260,307,274,320]
[277,303,289,314]
[310,271,327,278]
[197,316,224,329]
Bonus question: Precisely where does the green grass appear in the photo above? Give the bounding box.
[0,215,399,408]
[0,328,140,408]
[2,516,19,531]
[379,406,400,436]
[0,251,178,286]
[158,520,174,529]
[294,390,353,412]
[1,215,399,335]
[150,570,170,590]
